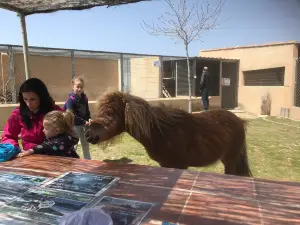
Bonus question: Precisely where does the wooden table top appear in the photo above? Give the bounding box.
[0,155,300,225]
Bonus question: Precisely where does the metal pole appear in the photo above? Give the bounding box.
[175,61,178,97]
[294,58,299,107]
[71,50,75,79]
[8,46,16,103]
[158,56,163,98]
[19,13,30,80]
[192,58,196,97]
[219,60,223,108]
[120,54,124,92]
[235,61,239,108]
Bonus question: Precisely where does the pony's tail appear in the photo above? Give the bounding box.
[235,140,253,177]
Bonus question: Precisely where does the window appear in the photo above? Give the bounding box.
[243,67,285,86]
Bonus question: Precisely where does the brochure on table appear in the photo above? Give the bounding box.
[0,172,154,225]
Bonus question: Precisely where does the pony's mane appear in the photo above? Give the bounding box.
[122,93,161,142]
[122,93,192,142]
[93,91,126,149]
[122,93,236,150]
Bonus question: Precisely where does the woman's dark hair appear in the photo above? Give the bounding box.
[18,78,55,129]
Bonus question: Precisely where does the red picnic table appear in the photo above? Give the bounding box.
[0,155,299,225]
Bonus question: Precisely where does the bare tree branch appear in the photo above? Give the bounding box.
[141,0,227,113]
[142,0,227,44]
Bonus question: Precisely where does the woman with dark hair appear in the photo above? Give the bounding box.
[1,78,62,150]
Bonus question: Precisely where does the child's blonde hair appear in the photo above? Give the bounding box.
[72,77,84,86]
[44,110,74,134]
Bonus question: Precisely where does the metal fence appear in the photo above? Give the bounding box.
[161,57,196,98]
[0,45,187,104]
[295,58,300,107]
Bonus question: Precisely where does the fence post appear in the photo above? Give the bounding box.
[175,61,178,97]
[219,60,223,108]
[120,53,124,92]
[71,50,75,79]
[19,13,31,80]
[158,56,163,98]
[192,58,196,97]
[8,46,16,103]
[294,58,300,107]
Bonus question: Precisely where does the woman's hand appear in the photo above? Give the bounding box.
[85,119,93,126]
[17,149,34,158]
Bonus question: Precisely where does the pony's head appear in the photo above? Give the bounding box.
[85,91,160,145]
[85,91,126,144]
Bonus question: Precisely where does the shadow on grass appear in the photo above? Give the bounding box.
[103,157,133,164]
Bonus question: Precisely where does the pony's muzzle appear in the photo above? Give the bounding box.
[84,123,104,144]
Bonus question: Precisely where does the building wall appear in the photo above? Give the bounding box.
[14,54,74,102]
[130,57,161,99]
[290,107,300,120]
[1,53,162,102]
[74,57,119,101]
[200,44,298,116]
[0,53,119,102]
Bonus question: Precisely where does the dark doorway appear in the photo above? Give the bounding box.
[195,59,220,97]
[161,57,239,110]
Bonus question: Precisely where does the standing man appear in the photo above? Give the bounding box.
[200,66,209,111]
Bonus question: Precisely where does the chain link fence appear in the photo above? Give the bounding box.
[295,58,300,107]
[0,45,234,106]
[0,47,13,103]
[161,56,192,98]
[0,45,188,104]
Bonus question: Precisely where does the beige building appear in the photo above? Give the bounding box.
[200,41,300,119]
[0,45,169,103]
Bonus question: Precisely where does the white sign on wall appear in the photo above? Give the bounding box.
[221,78,231,86]
[153,60,161,67]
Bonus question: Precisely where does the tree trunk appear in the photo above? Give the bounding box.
[185,43,192,113]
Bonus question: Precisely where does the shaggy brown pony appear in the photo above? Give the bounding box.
[85,91,252,177]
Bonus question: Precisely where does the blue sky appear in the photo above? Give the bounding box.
[0,0,299,56]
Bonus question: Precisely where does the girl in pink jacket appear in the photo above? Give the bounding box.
[1,78,62,150]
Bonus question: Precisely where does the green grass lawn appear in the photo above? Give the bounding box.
[77,117,300,182]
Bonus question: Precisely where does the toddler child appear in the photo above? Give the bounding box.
[17,110,79,158]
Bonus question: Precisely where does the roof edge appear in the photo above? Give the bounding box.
[0,43,184,58]
[0,0,150,16]
[201,41,300,52]
[0,3,20,13]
